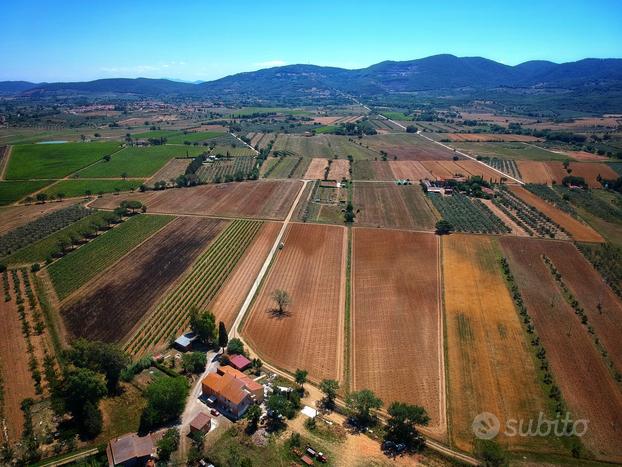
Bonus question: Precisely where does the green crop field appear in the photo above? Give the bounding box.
[125,219,263,356]
[450,141,566,161]
[0,180,53,205]
[78,145,204,178]
[42,179,145,198]
[131,130,224,144]
[48,214,173,300]
[6,142,121,179]
[272,134,378,160]
[3,211,112,264]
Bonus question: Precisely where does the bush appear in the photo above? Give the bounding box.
[181,352,207,374]
[140,376,189,432]
[227,338,245,355]
[435,219,453,235]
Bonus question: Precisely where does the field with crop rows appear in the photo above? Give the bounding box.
[125,219,263,356]
[364,133,456,160]
[351,229,444,435]
[500,237,622,462]
[196,156,256,182]
[242,223,346,383]
[429,193,509,234]
[90,180,302,220]
[450,141,566,161]
[62,217,226,343]
[49,214,173,300]
[6,142,121,179]
[0,180,53,205]
[0,201,78,235]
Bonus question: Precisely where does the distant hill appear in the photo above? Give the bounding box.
[2,55,622,103]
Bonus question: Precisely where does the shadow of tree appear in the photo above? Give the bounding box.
[266,307,292,319]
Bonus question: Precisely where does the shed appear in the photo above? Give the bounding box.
[189,412,211,434]
[173,334,196,352]
[229,354,252,371]
[106,433,154,467]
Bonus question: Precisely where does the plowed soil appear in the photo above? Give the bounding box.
[304,158,329,179]
[443,235,553,453]
[508,186,603,242]
[328,159,350,180]
[389,161,433,180]
[500,237,622,462]
[545,162,618,187]
[365,134,457,160]
[0,200,78,235]
[90,180,302,220]
[444,133,541,142]
[516,161,553,184]
[61,217,227,342]
[242,223,347,383]
[209,222,281,329]
[351,229,445,436]
[353,182,438,230]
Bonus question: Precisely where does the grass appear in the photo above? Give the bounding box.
[6,142,121,179]
[2,211,111,264]
[131,130,224,144]
[48,214,173,300]
[42,179,145,198]
[382,111,412,121]
[78,145,204,178]
[352,160,374,180]
[94,382,146,445]
[608,162,622,176]
[450,141,567,161]
[0,180,53,205]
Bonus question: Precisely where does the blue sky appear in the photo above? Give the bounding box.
[1,0,621,82]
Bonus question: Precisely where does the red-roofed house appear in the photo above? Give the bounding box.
[218,365,264,402]
[106,433,154,467]
[229,354,252,371]
[201,372,253,418]
[189,412,211,435]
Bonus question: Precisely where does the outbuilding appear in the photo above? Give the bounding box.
[228,354,252,371]
[189,412,212,435]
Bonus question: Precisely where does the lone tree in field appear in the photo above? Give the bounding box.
[271,289,291,314]
[320,379,340,409]
[346,389,383,426]
[218,321,228,350]
[385,402,430,452]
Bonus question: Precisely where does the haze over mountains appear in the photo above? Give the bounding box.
[1,54,621,100]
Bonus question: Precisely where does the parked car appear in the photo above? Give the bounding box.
[210,408,220,417]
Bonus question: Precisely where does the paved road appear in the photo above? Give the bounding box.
[229,179,309,338]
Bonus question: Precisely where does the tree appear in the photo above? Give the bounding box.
[346,389,383,426]
[244,404,262,433]
[60,367,107,437]
[271,289,291,314]
[218,321,228,349]
[266,393,292,428]
[157,428,180,462]
[475,439,508,467]
[344,202,355,223]
[251,358,262,375]
[57,192,65,201]
[294,369,308,389]
[103,154,111,162]
[82,401,103,439]
[65,339,130,394]
[36,193,48,203]
[319,379,339,409]
[435,219,453,235]
[140,376,189,432]
[189,308,217,345]
[181,352,207,374]
[385,402,429,451]
[227,338,245,355]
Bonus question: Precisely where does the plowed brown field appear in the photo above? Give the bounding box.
[389,161,433,180]
[516,161,553,184]
[62,217,227,342]
[209,222,281,329]
[444,133,541,142]
[328,159,350,180]
[443,235,554,453]
[351,229,445,436]
[353,182,438,230]
[304,158,329,179]
[0,200,78,235]
[90,180,302,220]
[509,186,603,242]
[532,241,622,373]
[365,134,457,160]
[242,223,347,383]
[545,162,618,187]
[500,237,622,462]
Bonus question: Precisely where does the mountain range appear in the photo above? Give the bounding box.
[1,54,621,102]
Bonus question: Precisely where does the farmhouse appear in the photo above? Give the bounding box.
[106,433,155,467]
[201,371,253,418]
[218,365,264,402]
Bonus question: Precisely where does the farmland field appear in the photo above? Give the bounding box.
[78,145,203,178]
[48,214,173,300]
[443,235,553,453]
[442,133,542,142]
[147,158,191,185]
[500,237,622,462]
[363,133,457,160]
[90,180,303,220]
[304,158,329,179]
[0,200,78,235]
[42,179,144,198]
[508,185,603,242]
[0,180,53,205]
[450,141,566,161]
[428,193,509,234]
[209,222,281,329]
[272,134,378,160]
[6,142,121,179]
[353,182,438,230]
[125,219,262,356]
[262,156,307,179]
[543,161,618,187]
[351,229,444,435]
[352,160,394,180]
[327,159,350,180]
[242,223,347,383]
[61,217,226,343]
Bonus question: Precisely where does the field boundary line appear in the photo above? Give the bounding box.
[230,132,259,155]
[0,145,11,180]
[231,180,309,338]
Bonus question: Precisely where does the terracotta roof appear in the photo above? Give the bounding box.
[190,412,211,431]
[219,365,263,392]
[229,354,252,369]
[202,372,249,406]
[109,433,154,465]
